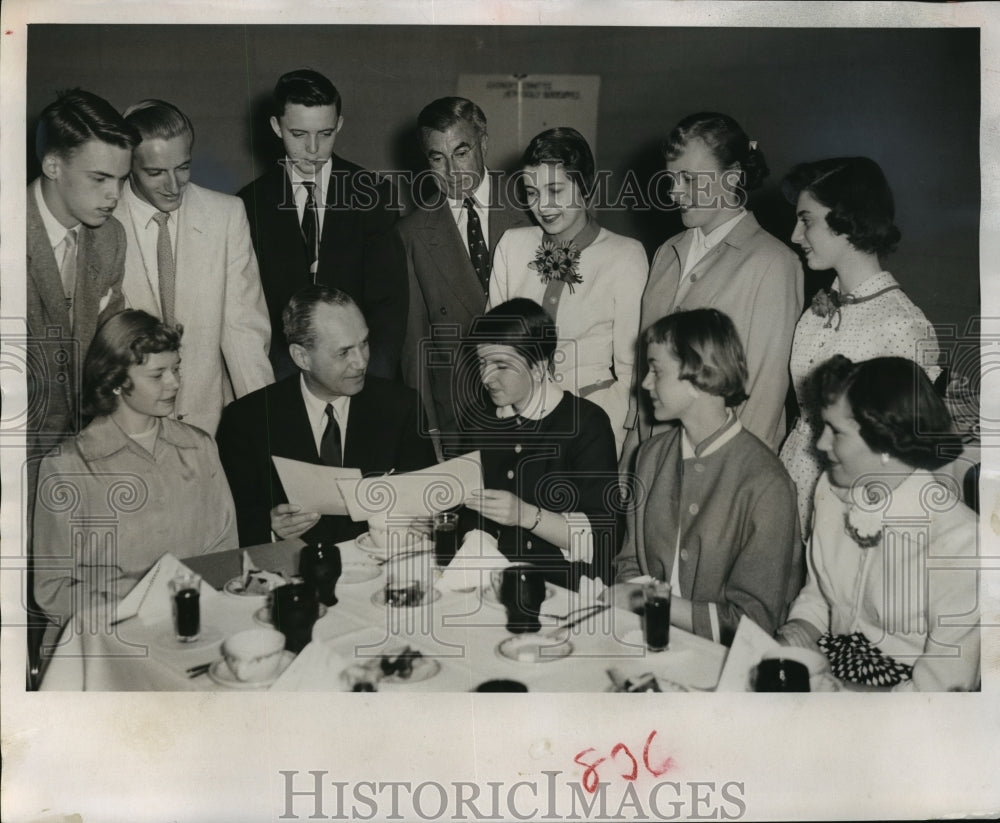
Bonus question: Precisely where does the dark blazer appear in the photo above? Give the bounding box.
[215,374,437,547]
[26,181,126,450]
[397,172,529,438]
[237,154,407,381]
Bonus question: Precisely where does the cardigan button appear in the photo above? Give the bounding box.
[688,503,700,515]
[694,463,705,473]
[680,548,689,561]
[506,470,515,480]
[690,274,697,282]
[526,540,533,550]
[439,306,448,315]
[514,444,523,454]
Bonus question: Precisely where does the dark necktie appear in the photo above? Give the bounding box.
[465,197,490,293]
[301,181,319,278]
[320,403,342,467]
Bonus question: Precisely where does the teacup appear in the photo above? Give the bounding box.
[222,628,285,683]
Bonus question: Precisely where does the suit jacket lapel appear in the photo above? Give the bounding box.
[343,385,377,469]
[272,376,322,463]
[417,204,486,317]
[26,189,71,328]
[117,196,160,312]
[173,185,207,323]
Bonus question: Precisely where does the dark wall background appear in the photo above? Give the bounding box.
[27,24,980,364]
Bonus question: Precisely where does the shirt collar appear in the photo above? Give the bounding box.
[495,377,563,421]
[75,415,201,462]
[681,409,742,459]
[288,159,333,194]
[450,167,492,211]
[33,178,80,250]
[691,208,747,251]
[833,270,899,299]
[299,373,351,425]
[125,179,181,225]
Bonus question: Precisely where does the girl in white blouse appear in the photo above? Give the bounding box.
[779,157,940,536]
[488,127,648,455]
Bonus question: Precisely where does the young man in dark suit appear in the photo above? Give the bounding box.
[397,97,529,446]
[238,69,407,382]
[216,285,437,548]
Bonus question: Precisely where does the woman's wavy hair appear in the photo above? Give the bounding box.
[520,126,596,198]
[663,111,769,192]
[783,156,901,256]
[468,298,558,370]
[815,354,959,470]
[82,310,182,417]
[644,308,749,407]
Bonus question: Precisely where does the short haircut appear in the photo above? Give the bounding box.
[35,88,140,162]
[644,308,748,406]
[469,298,557,368]
[274,69,342,118]
[82,310,182,417]
[783,157,901,256]
[662,111,769,192]
[521,126,596,195]
[282,284,357,350]
[123,99,195,146]
[418,97,487,144]
[815,354,959,470]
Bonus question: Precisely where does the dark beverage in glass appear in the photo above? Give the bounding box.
[272,582,319,653]
[498,565,546,634]
[169,573,201,642]
[642,581,672,652]
[433,512,459,567]
[299,543,342,607]
[753,658,810,692]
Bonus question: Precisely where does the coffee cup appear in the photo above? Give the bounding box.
[222,628,285,682]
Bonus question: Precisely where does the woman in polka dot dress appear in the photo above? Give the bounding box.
[779,157,940,536]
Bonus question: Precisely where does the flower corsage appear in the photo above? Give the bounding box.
[810,288,842,329]
[528,239,583,293]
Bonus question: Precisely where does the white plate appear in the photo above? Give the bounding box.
[148,624,223,652]
[207,651,295,689]
[342,654,442,690]
[496,633,573,664]
[340,561,382,584]
[355,531,431,558]
[253,603,328,627]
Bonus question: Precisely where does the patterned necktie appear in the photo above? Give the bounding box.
[464,197,490,293]
[59,228,77,326]
[320,403,342,467]
[153,212,176,325]
[301,181,319,278]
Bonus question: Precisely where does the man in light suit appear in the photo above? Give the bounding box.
[116,100,273,435]
[238,69,407,382]
[398,97,529,445]
[26,89,139,687]
[216,286,437,548]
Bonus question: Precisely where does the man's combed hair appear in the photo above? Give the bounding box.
[274,69,342,117]
[36,88,140,161]
[644,308,749,406]
[123,99,195,145]
[417,97,487,140]
[82,310,182,418]
[283,285,356,350]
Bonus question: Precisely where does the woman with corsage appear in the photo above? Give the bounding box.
[621,112,802,469]
[33,310,238,632]
[777,355,978,692]
[780,157,940,536]
[488,127,647,455]
[460,298,622,589]
[614,309,801,646]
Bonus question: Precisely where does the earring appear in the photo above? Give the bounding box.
[880,452,890,465]
[113,387,122,396]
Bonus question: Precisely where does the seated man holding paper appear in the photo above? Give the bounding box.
[216,285,437,547]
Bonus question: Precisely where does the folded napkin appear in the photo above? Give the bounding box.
[116,552,220,625]
[270,640,348,691]
[436,529,510,592]
[715,614,781,692]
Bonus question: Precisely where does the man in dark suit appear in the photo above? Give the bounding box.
[238,69,407,382]
[398,97,529,447]
[216,285,437,548]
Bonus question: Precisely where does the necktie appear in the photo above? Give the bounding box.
[59,228,77,325]
[320,403,342,467]
[465,197,490,293]
[153,212,176,325]
[301,181,319,278]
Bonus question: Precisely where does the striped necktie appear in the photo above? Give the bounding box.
[153,212,176,324]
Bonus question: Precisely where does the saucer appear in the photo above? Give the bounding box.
[496,633,573,664]
[356,531,431,558]
[207,650,294,690]
[149,624,223,652]
[253,603,328,627]
[340,561,382,584]
[370,586,441,607]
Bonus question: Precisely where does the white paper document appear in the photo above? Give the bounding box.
[337,451,484,521]
[272,456,362,515]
